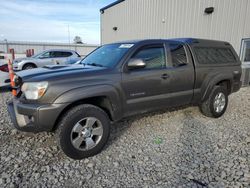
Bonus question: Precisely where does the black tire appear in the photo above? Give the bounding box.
[23,63,36,70]
[199,86,228,118]
[56,104,110,160]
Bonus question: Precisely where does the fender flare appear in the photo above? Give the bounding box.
[201,73,233,102]
[53,84,122,120]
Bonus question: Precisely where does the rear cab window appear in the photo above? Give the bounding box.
[194,47,237,64]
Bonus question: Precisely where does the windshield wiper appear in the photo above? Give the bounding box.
[86,63,104,67]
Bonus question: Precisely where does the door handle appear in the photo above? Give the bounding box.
[161,73,169,79]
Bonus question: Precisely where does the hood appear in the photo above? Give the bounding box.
[15,64,106,82]
[13,57,36,63]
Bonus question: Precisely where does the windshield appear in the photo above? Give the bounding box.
[79,43,133,68]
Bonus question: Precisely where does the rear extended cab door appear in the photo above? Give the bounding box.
[163,41,196,107]
[120,41,195,117]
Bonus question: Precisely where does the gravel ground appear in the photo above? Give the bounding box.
[0,87,250,188]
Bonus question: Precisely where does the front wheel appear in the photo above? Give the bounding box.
[23,63,36,70]
[56,104,110,159]
[199,86,228,118]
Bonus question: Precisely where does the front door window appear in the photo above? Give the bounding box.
[131,46,166,69]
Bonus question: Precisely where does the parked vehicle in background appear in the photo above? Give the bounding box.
[69,58,83,65]
[8,38,242,159]
[13,49,81,70]
[0,55,6,65]
[0,63,10,87]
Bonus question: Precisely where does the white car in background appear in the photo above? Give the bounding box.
[13,49,81,70]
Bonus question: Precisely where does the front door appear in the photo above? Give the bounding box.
[38,51,54,67]
[121,43,170,116]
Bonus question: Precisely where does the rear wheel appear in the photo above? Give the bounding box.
[199,86,228,118]
[56,104,110,160]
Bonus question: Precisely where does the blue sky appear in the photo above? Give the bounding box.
[0,0,115,44]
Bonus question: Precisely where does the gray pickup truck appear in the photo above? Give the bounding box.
[8,38,242,159]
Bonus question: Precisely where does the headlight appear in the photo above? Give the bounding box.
[21,82,48,100]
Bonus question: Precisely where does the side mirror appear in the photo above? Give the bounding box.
[127,58,146,70]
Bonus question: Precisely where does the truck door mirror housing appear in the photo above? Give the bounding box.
[127,58,146,70]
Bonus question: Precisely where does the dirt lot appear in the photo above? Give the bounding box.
[0,87,250,188]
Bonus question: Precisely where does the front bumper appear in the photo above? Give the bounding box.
[7,99,68,133]
[13,63,22,71]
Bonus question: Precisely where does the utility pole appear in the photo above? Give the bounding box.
[68,24,71,48]
[4,39,8,53]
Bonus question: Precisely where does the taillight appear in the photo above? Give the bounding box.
[0,64,9,72]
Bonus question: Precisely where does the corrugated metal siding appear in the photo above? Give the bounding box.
[101,0,250,54]
[0,41,98,56]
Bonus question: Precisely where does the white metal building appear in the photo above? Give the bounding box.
[100,0,249,57]
[100,0,250,85]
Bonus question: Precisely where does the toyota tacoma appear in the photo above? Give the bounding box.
[7,38,242,159]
